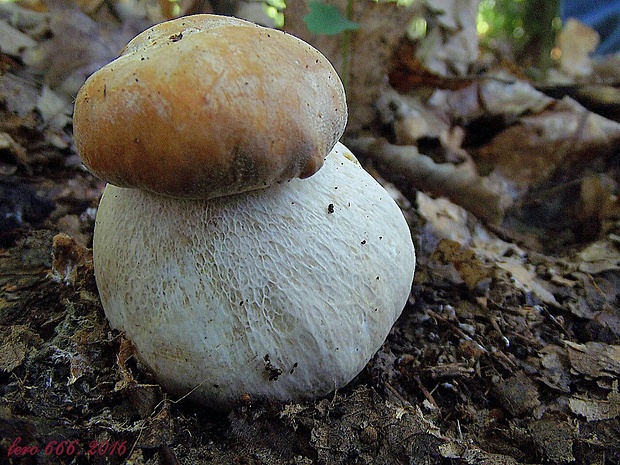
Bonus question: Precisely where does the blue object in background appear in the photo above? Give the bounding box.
[561,0,620,54]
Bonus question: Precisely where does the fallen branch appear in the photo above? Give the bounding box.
[346,137,510,224]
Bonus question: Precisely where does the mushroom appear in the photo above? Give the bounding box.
[73,14,345,199]
[73,14,416,410]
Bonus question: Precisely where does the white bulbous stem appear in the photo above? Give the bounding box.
[93,143,415,410]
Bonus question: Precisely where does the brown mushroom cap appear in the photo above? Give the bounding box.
[73,15,347,199]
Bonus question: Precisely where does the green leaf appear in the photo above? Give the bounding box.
[265,0,286,10]
[303,1,360,36]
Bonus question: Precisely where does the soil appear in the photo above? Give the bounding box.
[1,2,620,460]
[1,101,619,465]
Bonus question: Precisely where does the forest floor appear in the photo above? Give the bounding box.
[1,2,620,464]
[1,102,619,464]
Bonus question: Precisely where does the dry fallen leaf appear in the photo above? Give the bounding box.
[0,325,42,372]
[439,442,521,464]
[576,239,620,274]
[36,85,72,129]
[493,371,541,417]
[431,238,491,290]
[49,233,93,286]
[557,19,599,78]
[480,77,554,118]
[43,0,148,97]
[376,88,451,143]
[569,381,620,421]
[0,17,38,57]
[537,344,572,393]
[0,73,40,117]
[416,191,474,248]
[495,259,560,307]
[415,0,480,76]
[565,341,620,378]
[476,97,620,188]
[529,413,576,463]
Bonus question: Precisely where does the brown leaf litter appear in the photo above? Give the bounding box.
[1,1,620,464]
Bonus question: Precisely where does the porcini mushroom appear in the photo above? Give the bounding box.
[74,14,416,410]
[73,14,345,199]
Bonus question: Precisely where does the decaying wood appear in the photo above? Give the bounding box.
[346,136,510,224]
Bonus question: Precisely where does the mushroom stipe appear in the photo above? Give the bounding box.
[93,143,415,409]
